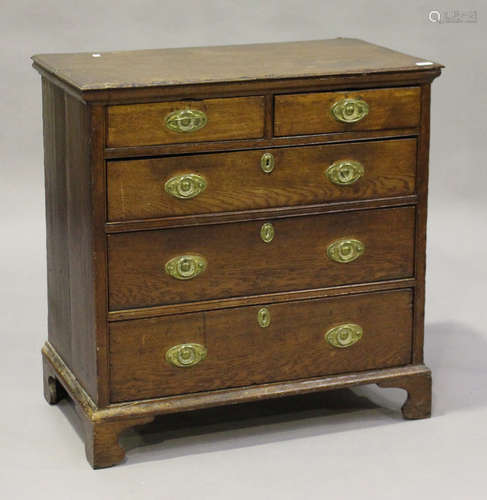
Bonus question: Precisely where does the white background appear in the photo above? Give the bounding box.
[1,1,486,498]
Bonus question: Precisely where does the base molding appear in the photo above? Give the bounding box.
[42,341,432,468]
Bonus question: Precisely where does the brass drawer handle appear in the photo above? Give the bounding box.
[326,160,364,186]
[261,152,275,173]
[165,109,208,133]
[164,173,207,199]
[260,222,275,243]
[257,307,271,328]
[327,238,364,263]
[166,343,207,367]
[331,98,369,123]
[325,323,363,348]
[165,255,207,280]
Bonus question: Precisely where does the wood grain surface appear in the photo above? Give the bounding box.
[31,38,441,91]
[41,78,101,402]
[42,78,71,365]
[412,83,431,363]
[107,206,415,310]
[109,289,413,402]
[275,87,421,136]
[107,138,417,221]
[107,96,265,147]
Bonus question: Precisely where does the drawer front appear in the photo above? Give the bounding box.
[108,207,415,310]
[274,87,420,137]
[110,289,413,402]
[108,138,417,221]
[107,96,265,147]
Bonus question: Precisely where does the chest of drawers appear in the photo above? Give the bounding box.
[33,38,442,468]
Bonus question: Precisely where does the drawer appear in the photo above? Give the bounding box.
[274,87,421,137]
[107,138,417,221]
[108,207,415,310]
[107,96,265,147]
[109,289,413,402]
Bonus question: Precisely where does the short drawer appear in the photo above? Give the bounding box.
[107,138,417,221]
[107,207,415,310]
[109,289,413,402]
[274,87,420,137]
[107,96,265,147]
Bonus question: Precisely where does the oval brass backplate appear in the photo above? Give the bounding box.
[257,307,271,328]
[260,223,275,243]
[331,98,369,123]
[164,173,207,199]
[165,109,208,133]
[325,323,363,348]
[165,343,207,367]
[165,255,207,280]
[327,238,364,264]
[261,152,275,173]
[326,160,364,186]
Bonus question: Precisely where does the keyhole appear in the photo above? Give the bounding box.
[261,153,275,173]
[260,223,275,243]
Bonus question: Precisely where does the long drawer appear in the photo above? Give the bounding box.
[107,138,417,221]
[109,289,413,402]
[107,206,415,310]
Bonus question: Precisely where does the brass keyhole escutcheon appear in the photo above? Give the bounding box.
[261,152,275,173]
[257,307,271,328]
[260,222,275,243]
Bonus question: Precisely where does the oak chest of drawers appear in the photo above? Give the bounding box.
[33,38,442,468]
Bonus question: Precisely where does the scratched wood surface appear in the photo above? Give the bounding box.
[31,38,441,91]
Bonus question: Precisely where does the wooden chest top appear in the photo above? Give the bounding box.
[32,38,441,91]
